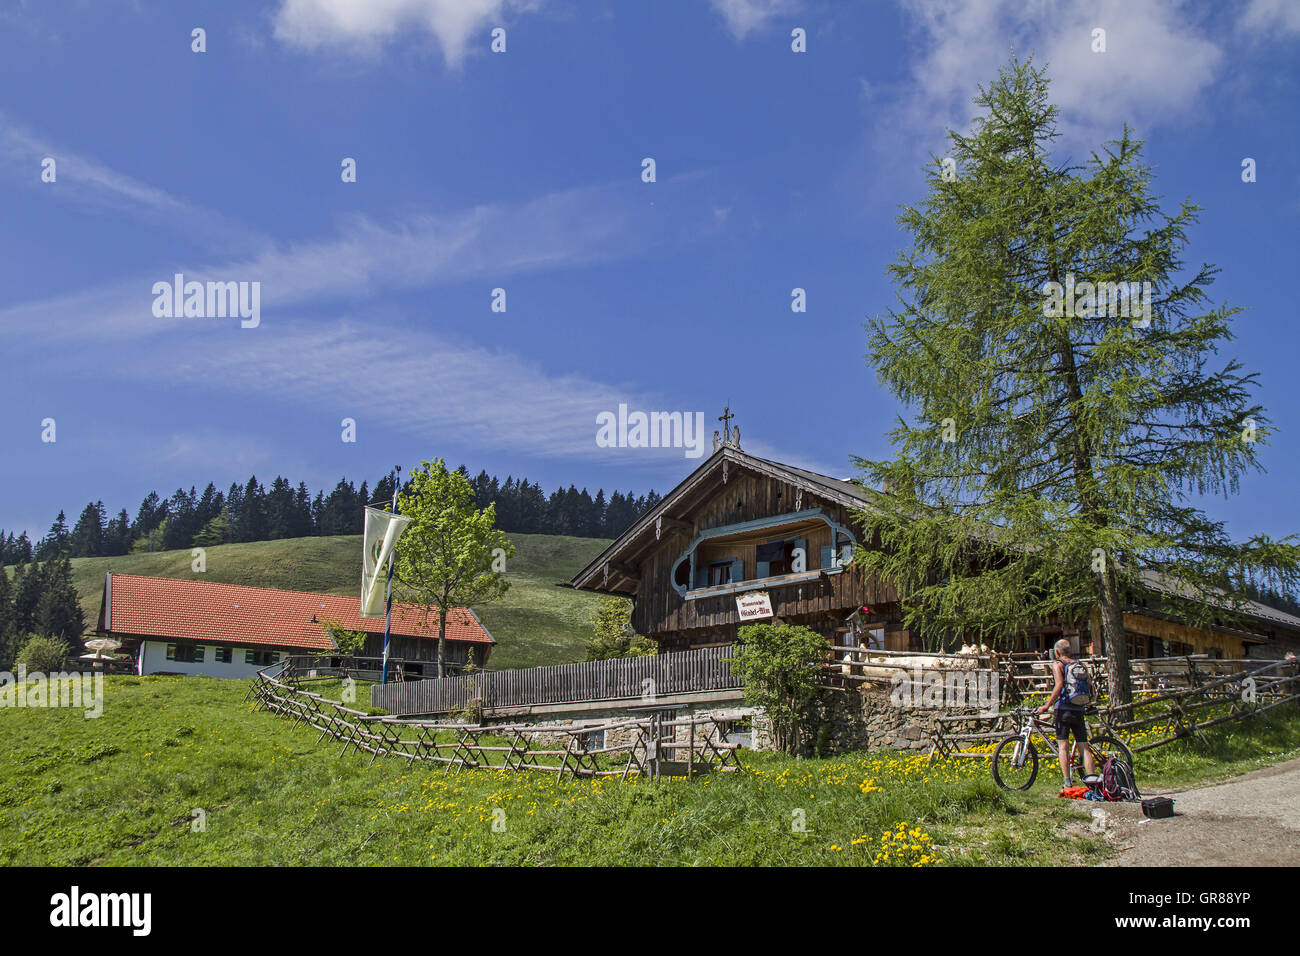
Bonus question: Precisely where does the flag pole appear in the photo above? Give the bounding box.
[381,464,400,685]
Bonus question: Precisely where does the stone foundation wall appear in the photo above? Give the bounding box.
[469,681,999,757]
[482,703,762,751]
[819,683,996,753]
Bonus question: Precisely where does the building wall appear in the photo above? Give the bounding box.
[137,640,282,679]
[359,634,490,670]
[630,470,899,643]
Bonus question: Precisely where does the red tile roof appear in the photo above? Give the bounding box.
[101,573,494,651]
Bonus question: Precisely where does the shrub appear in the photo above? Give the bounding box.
[584,596,655,660]
[14,634,70,673]
[730,623,829,757]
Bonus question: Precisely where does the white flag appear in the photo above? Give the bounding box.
[361,506,412,617]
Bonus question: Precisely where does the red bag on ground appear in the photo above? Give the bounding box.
[1058,786,1088,799]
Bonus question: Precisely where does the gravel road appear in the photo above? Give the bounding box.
[1085,757,1300,866]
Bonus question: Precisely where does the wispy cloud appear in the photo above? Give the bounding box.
[272,0,543,67]
[1240,0,1300,36]
[0,176,755,464]
[142,318,670,461]
[0,177,707,349]
[0,113,266,253]
[710,0,800,42]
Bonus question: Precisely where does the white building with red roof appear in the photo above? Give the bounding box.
[96,573,495,679]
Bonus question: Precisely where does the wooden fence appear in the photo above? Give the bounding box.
[371,645,741,716]
[931,656,1300,759]
[246,659,743,780]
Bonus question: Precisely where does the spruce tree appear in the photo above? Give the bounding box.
[37,510,70,559]
[12,561,44,635]
[853,57,1300,709]
[36,556,84,643]
[70,501,107,557]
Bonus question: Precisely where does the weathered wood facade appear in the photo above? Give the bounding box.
[572,439,1300,660]
[574,441,909,652]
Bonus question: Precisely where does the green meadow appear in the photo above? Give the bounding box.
[2,674,1296,866]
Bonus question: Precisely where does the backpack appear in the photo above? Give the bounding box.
[1061,659,1091,707]
[1099,756,1141,802]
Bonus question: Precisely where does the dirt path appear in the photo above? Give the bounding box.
[1084,757,1300,866]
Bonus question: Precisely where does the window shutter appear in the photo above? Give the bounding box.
[756,561,770,578]
[729,558,744,583]
[694,565,709,589]
[820,545,835,570]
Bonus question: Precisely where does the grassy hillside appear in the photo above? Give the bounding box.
[4,675,1296,866]
[60,533,610,670]
[0,675,1077,866]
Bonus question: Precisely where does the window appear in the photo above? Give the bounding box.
[720,717,753,748]
[244,649,280,666]
[707,561,732,587]
[757,537,806,576]
[165,644,203,663]
[214,647,233,664]
[757,539,794,576]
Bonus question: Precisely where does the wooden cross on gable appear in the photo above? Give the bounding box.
[718,406,734,434]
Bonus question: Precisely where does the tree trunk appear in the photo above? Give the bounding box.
[1097,571,1133,714]
[437,607,447,678]
[1053,320,1134,713]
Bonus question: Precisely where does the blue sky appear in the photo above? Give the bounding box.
[1,0,1297,543]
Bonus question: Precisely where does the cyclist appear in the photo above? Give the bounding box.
[1037,638,1095,787]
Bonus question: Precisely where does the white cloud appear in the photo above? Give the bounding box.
[885,0,1223,157]
[0,178,738,463]
[272,0,540,66]
[1240,0,1300,36]
[0,178,696,350]
[0,114,265,253]
[711,0,798,41]
[144,319,668,460]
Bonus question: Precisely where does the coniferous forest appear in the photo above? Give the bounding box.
[0,466,661,565]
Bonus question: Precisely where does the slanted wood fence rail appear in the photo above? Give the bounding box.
[369,645,742,717]
[245,659,743,780]
[930,656,1300,759]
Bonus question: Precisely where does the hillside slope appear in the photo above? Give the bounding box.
[61,533,610,670]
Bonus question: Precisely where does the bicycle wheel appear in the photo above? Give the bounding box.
[1086,738,1128,764]
[991,735,1038,791]
[1077,734,1132,775]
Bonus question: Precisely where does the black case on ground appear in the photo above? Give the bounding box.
[1141,796,1175,818]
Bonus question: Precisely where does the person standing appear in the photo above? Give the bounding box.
[1038,638,1095,786]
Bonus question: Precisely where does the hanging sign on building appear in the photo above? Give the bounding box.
[736,591,773,621]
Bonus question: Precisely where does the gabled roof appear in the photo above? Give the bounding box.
[571,444,869,593]
[1136,568,1300,632]
[572,446,1300,638]
[99,573,495,651]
